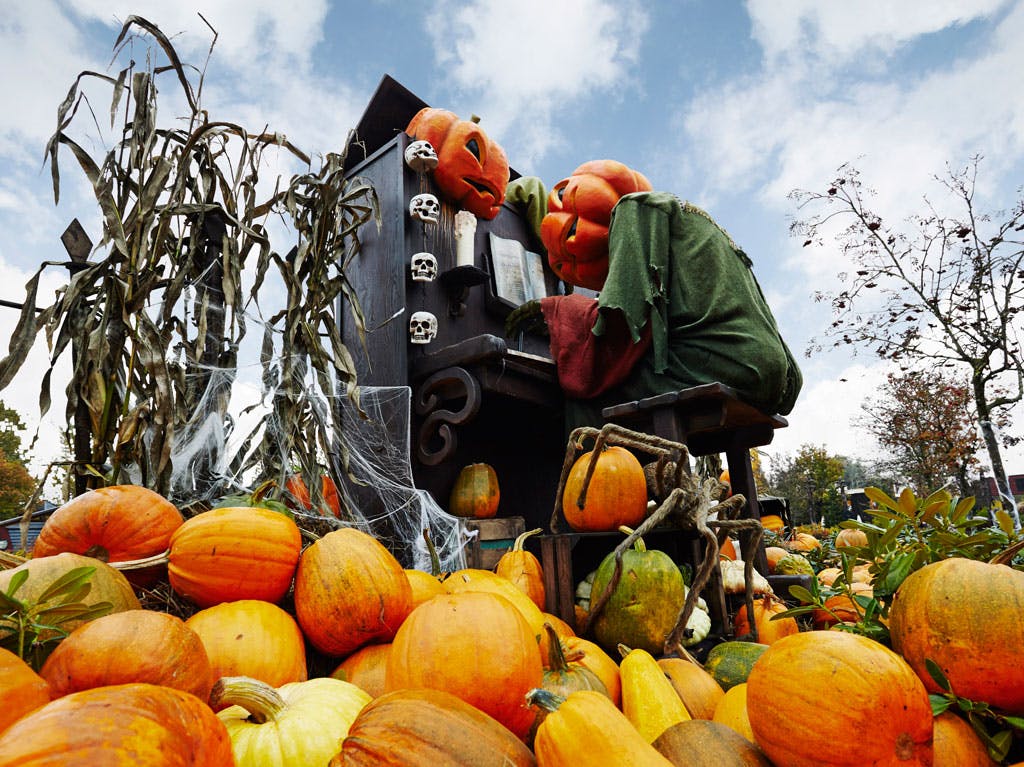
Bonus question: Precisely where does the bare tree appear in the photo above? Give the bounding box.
[793,157,1024,521]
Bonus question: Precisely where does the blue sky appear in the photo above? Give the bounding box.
[1,0,1023,480]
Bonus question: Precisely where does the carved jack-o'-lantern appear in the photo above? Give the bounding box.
[540,160,652,290]
[405,108,510,220]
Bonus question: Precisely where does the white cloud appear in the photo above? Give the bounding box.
[426,0,649,168]
[746,0,1010,64]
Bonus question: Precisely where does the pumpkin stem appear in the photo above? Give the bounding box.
[513,528,542,552]
[209,676,286,723]
[422,528,442,577]
[108,549,170,570]
[525,687,565,713]
[83,544,110,562]
[543,622,573,672]
[470,114,481,124]
[617,526,646,553]
[616,643,633,660]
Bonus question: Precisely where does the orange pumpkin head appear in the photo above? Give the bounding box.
[540,159,652,290]
[406,107,509,220]
[448,463,500,519]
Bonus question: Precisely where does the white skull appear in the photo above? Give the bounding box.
[409,193,440,224]
[404,140,439,173]
[410,252,438,282]
[409,311,438,344]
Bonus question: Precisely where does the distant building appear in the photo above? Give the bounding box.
[979,474,1024,504]
[0,502,57,551]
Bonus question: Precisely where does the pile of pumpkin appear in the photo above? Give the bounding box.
[2,484,1024,766]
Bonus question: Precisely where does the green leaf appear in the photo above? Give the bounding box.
[929,694,952,716]
[924,658,950,692]
[1002,715,1024,731]
[882,551,916,592]
[3,570,30,599]
[786,584,818,604]
[36,566,97,603]
[864,486,898,509]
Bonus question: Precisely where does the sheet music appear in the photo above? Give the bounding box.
[489,234,547,306]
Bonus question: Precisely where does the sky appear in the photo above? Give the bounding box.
[1,0,1023,485]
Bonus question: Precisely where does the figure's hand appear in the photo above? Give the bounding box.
[505,299,548,338]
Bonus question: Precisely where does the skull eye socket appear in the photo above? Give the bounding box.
[465,139,481,161]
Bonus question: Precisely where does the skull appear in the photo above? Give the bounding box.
[410,252,438,282]
[409,311,438,344]
[409,193,440,224]
[404,140,439,173]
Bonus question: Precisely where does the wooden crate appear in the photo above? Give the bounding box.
[463,516,525,570]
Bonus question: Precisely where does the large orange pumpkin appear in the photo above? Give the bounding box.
[167,506,302,608]
[185,599,308,689]
[0,682,234,766]
[448,463,500,519]
[540,159,653,290]
[834,527,868,548]
[562,446,647,532]
[32,485,183,585]
[889,557,1024,714]
[293,527,412,657]
[385,591,543,739]
[0,647,50,735]
[746,631,933,767]
[40,609,213,701]
[405,107,510,220]
[332,688,537,766]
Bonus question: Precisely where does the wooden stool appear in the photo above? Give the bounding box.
[602,382,788,576]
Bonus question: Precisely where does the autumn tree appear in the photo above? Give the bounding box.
[767,445,846,527]
[859,370,996,496]
[793,157,1024,513]
[0,401,36,520]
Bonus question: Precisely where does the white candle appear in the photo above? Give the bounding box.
[454,210,477,267]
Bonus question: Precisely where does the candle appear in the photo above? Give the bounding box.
[454,210,477,267]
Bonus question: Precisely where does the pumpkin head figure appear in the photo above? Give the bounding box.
[540,159,652,291]
[405,107,510,220]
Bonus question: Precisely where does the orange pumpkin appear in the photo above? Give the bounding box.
[834,527,868,548]
[448,463,501,519]
[889,557,1024,714]
[167,506,302,608]
[293,527,413,657]
[540,160,653,290]
[385,591,543,739]
[759,514,784,533]
[284,473,342,518]
[746,631,933,767]
[0,648,50,734]
[331,688,537,766]
[445,567,547,645]
[732,595,800,646]
[786,532,821,551]
[657,657,725,721]
[331,643,391,699]
[32,485,183,585]
[811,583,874,630]
[405,107,510,220]
[185,599,307,688]
[40,609,213,701]
[719,537,737,561]
[932,711,997,767]
[763,546,789,574]
[562,636,622,707]
[404,568,446,608]
[712,683,755,743]
[562,446,647,532]
[495,528,546,609]
[0,682,234,766]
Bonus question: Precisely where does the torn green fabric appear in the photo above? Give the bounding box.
[591,191,802,416]
[505,175,547,248]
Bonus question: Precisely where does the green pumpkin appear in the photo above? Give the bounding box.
[774,553,814,576]
[703,641,767,691]
[589,532,686,655]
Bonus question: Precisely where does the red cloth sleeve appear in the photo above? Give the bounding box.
[540,293,652,399]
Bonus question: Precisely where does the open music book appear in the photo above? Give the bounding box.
[488,233,549,307]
